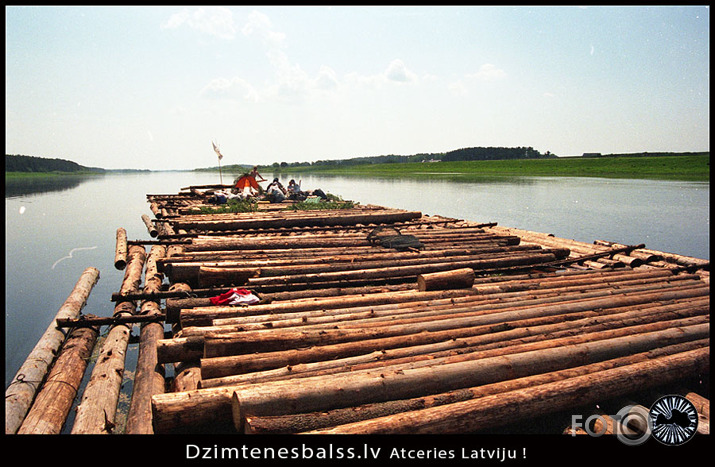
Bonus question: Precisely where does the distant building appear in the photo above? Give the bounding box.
[582,153,602,158]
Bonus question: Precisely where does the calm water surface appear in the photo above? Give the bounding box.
[4,171,709,387]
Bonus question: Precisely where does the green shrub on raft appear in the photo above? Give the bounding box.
[197,198,259,214]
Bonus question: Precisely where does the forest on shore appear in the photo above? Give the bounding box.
[5,154,104,174]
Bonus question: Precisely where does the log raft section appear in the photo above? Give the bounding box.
[6,185,710,435]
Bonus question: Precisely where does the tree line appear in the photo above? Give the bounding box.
[270,146,556,169]
[5,154,105,173]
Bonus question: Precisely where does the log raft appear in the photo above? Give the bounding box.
[7,186,709,435]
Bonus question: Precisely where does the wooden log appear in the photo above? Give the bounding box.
[184,234,471,252]
[198,303,709,386]
[142,214,158,238]
[198,266,260,288]
[114,228,128,270]
[142,244,166,293]
[174,209,422,231]
[305,347,709,434]
[5,267,100,435]
[179,288,470,328]
[244,250,566,287]
[593,240,662,262]
[188,284,708,371]
[173,361,202,392]
[201,271,703,329]
[71,323,133,434]
[17,324,100,434]
[200,285,710,357]
[162,244,540,277]
[418,268,475,291]
[150,324,708,431]
[244,339,708,433]
[71,247,146,434]
[116,245,148,301]
[125,300,166,434]
[170,249,551,283]
[157,336,205,363]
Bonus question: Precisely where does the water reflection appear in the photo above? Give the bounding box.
[4,174,103,199]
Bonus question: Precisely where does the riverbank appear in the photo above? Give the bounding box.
[271,154,710,181]
[5,171,105,179]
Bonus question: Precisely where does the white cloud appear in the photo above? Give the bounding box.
[199,77,259,102]
[161,7,237,40]
[241,10,286,48]
[384,59,418,83]
[448,80,469,97]
[469,63,507,81]
[314,66,339,91]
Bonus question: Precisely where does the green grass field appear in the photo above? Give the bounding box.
[284,154,710,181]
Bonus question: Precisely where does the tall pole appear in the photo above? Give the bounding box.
[212,140,224,185]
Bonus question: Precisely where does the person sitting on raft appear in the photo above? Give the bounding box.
[265,178,287,203]
[287,179,305,200]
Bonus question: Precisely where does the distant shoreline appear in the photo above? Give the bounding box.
[6,153,709,182]
[268,154,710,182]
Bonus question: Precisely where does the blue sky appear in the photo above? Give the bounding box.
[5,5,710,170]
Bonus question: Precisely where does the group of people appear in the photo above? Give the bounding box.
[264,176,327,203]
[204,166,327,204]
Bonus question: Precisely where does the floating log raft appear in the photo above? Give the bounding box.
[137,189,709,435]
[9,188,708,436]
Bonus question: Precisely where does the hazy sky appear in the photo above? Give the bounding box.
[5,5,710,170]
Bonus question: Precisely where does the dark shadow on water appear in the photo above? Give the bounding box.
[4,174,103,198]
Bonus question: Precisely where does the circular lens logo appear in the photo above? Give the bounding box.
[649,395,699,446]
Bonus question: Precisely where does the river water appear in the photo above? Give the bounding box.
[4,171,709,388]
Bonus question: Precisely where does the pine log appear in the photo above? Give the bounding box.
[116,245,148,300]
[160,243,539,269]
[162,245,540,281]
[243,250,568,287]
[193,287,709,374]
[71,246,146,434]
[198,266,260,287]
[178,287,708,374]
[200,284,709,357]
[150,324,708,432]
[183,232,520,253]
[174,209,422,232]
[17,324,100,434]
[114,228,128,270]
[306,347,709,434]
[244,339,708,433]
[125,302,165,434]
[206,268,680,328]
[173,361,202,392]
[5,267,100,435]
[186,277,705,338]
[173,250,556,284]
[142,214,158,238]
[71,323,133,434]
[179,288,473,328]
[418,268,476,291]
[204,274,704,330]
[199,303,709,386]
[199,302,708,380]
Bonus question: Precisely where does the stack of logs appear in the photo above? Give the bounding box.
[139,193,708,435]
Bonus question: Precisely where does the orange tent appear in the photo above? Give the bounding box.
[234,174,260,192]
